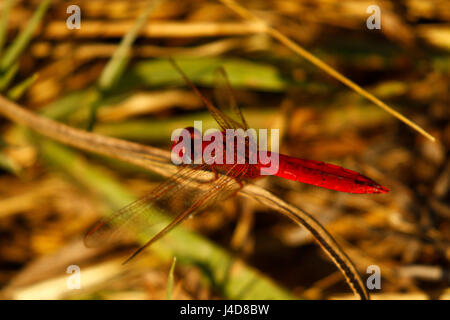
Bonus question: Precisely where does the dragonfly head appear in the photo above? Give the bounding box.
[171,127,203,163]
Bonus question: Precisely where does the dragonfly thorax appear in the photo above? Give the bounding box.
[171,126,262,167]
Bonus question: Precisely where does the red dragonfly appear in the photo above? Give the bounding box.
[85,60,388,264]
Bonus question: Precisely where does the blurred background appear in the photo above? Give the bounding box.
[0,0,449,300]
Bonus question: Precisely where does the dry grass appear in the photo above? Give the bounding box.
[0,0,448,300]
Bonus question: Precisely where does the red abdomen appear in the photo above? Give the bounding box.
[270,154,389,194]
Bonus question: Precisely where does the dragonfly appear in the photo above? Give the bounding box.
[85,59,389,264]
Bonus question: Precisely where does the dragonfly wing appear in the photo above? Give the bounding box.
[84,163,210,248]
[169,58,244,131]
[85,162,249,263]
[213,66,248,130]
[122,163,250,264]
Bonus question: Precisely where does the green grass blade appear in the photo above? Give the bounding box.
[0,0,14,58]
[129,57,288,91]
[88,0,164,130]
[166,257,177,300]
[0,62,17,91]
[86,91,104,131]
[7,72,38,100]
[99,0,164,90]
[0,0,51,71]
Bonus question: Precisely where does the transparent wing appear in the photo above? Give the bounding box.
[84,164,206,248]
[213,66,248,130]
[169,58,245,131]
[121,163,250,264]
[84,162,250,263]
